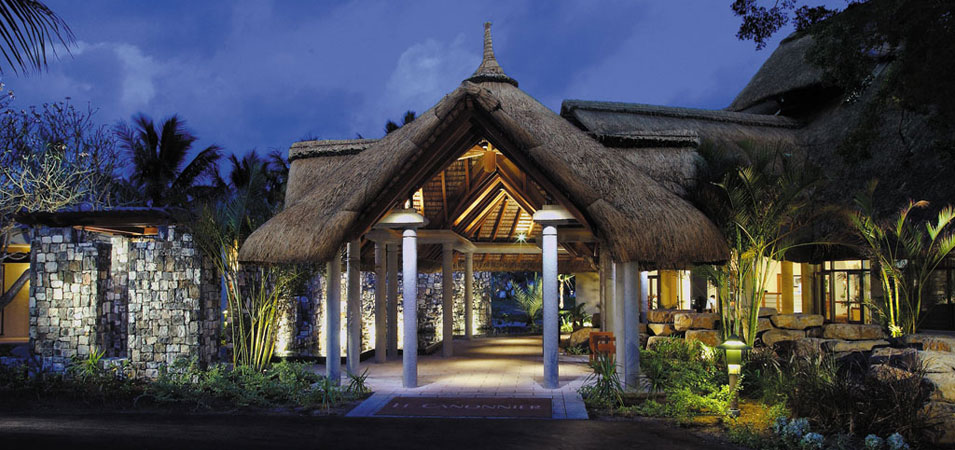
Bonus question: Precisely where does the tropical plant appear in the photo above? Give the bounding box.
[847,181,955,336]
[0,0,74,75]
[192,155,305,371]
[559,302,590,331]
[578,352,623,408]
[513,275,543,329]
[346,368,371,397]
[693,142,821,345]
[115,114,221,207]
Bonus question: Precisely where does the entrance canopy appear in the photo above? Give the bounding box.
[238,25,728,270]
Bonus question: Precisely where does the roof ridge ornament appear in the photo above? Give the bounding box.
[465,22,518,87]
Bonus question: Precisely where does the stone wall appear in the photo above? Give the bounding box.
[29,228,110,372]
[29,226,220,377]
[277,270,494,358]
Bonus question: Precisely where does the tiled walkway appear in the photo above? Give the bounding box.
[343,336,591,419]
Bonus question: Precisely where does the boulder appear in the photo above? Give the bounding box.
[762,329,806,347]
[646,336,679,350]
[805,326,824,338]
[794,337,840,355]
[648,323,676,336]
[568,327,596,348]
[868,363,919,383]
[925,371,955,403]
[822,323,886,340]
[758,307,777,317]
[756,318,773,333]
[869,347,919,369]
[647,309,693,324]
[923,402,955,445]
[685,329,722,348]
[770,313,824,330]
[919,350,955,374]
[673,313,720,331]
[827,339,890,353]
[902,334,955,353]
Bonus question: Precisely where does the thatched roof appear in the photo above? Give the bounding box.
[240,25,728,269]
[285,139,377,207]
[727,34,825,113]
[560,100,802,196]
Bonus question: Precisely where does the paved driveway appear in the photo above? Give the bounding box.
[339,336,592,418]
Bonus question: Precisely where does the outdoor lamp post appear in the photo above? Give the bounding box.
[717,335,750,418]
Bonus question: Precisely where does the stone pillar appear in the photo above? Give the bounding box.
[346,240,361,375]
[541,225,559,389]
[465,252,474,340]
[640,271,649,323]
[442,243,454,358]
[622,261,641,390]
[325,256,341,384]
[800,263,815,314]
[402,229,418,388]
[780,261,794,314]
[374,243,386,363]
[386,243,399,359]
[600,249,614,332]
[613,262,624,374]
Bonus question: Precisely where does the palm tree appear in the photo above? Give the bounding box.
[0,0,74,74]
[116,114,221,207]
[384,110,416,135]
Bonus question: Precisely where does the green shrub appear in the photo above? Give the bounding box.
[578,353,623,409]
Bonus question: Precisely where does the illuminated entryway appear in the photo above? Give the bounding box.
[343,336,591,419]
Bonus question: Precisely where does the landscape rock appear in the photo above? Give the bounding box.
[568,327,596,348]
[758,307,777,317]
[762,329,805,347]
[869,347,919,369]
[868,363,919,383]
[805,327,824,338]
[647,309,693,324]
[673,313,720,331]
[919,350,955,373]
[822,323,885,340]
[648,323,676,336]
[794,337,840,355]
[902,334,955,353]
[925,371,955,403]
[827,339,889,353]
[923,401,955,445]
[685,329,722,347]
[770,313,824,330]
[756,318,773,332]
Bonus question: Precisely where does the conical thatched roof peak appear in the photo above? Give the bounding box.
[465,22,518,87]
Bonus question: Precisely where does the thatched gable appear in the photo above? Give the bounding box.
[240,45,729,268]
[285,139,377,207]
[727,34,826,113]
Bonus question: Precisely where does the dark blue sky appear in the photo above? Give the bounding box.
[2,1,838,161]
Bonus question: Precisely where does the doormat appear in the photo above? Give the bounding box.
[375,396,552,418]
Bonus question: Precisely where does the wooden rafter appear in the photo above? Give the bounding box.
[490,197,509,241]
[462,191,508,237]
[506,209,523,240]
[440,172,449,224]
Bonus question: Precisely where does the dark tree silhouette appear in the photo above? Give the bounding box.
[384,110,416,135]
[115,114,221,207]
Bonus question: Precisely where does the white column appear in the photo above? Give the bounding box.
[542,225,559,389]
[600,248,614,331]
[325,256,342,384]
[442,243,454,358]
[402,228,418,388]
[346,239,361,376]
[386,243,398,359]
[374,242,386,363]
[623,262,641,390]
[640,271,649,323]
[613,262,624,375]
[465,252,474,340]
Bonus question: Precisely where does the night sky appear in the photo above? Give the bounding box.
[2,1,838,161]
